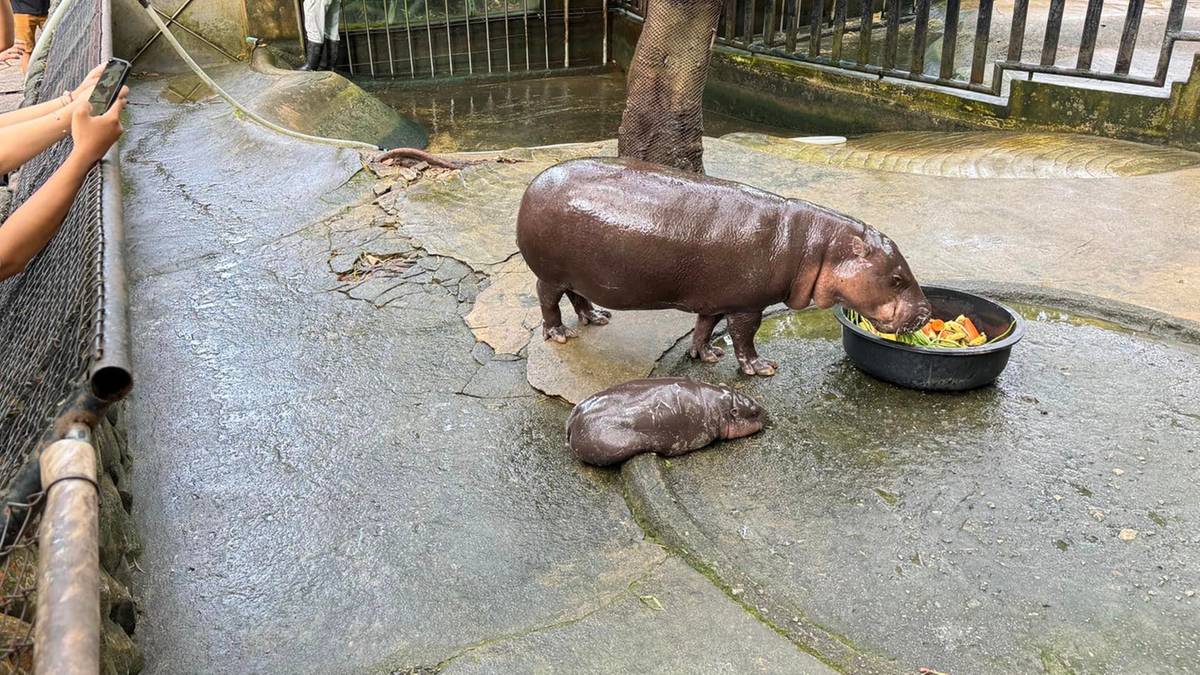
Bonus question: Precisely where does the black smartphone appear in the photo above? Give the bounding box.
[88,58,131,116]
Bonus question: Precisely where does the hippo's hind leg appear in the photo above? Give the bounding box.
[688,314,726,363]
[537,280,578,343]
[727,311,779,377]
[566,291,611,326]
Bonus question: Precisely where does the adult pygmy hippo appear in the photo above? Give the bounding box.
[516,157,931,376]
[566,378,766,466]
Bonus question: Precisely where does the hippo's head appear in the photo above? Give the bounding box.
[719,389,767,440]
[813,223,931,334]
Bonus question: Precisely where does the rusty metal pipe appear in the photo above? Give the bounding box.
[34,426,100,675]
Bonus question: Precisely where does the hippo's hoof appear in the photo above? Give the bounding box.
[577,309,612,326]
[739,357,779,377]
[543,325,579,344]
[688,345,725,363]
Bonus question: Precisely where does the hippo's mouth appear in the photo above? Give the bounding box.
[722,419,765,440]
[872,307,932,334]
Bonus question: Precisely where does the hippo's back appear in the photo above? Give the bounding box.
[516,158,794,313]
[566,377,723,466]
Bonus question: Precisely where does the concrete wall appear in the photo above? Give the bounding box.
[245,0,302,55]
[114,0,250,72]
[612,12,1200,151]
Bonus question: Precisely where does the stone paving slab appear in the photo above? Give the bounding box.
[124,81,826,675]
[635,292,1200,674]
[443,557,837,674]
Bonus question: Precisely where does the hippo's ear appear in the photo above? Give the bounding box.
[851,235,869,258]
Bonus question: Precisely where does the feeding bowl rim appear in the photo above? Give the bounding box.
[834,284,1026,356]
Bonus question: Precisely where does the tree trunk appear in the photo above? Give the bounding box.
[617,0,724,174]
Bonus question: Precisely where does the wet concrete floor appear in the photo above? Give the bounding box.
[121,80,832,674]
[121,65,1200,673]
[651,305,1200,673]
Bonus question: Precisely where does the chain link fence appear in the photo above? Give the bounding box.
[1,0,124,668]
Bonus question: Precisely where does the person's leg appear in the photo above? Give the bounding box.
[13,13,38,72]
[321,0,340,70]
[298,0,325,70]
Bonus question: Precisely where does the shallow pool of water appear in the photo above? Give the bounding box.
[365,70,811,152]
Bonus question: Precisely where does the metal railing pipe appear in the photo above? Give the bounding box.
[33,428,100,675]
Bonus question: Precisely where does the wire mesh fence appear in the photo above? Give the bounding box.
[0,0,108,667]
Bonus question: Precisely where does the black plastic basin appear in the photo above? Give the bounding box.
[835,285,1025,391]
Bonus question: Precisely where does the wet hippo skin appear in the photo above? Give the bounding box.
[516,157,931,376]
[566,378,766,466]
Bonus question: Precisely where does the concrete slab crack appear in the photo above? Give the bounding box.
[409,555,672,673]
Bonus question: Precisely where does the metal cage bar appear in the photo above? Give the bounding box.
[939,0,960,79]
[1076,0,1105,70]
[383,0,396,76]
[831,0,847,60]
[883,0,900,69]
[743,0,757,45]
[1115,0,1146,74]
[360,0,377,76]
[784,0,799,52]
[1006,0,1029,61]
[910,0,929,73]
[1040,0,1066,65]
[1154,0,1189,80]
[970,0,994,84]
[764,0,778,46]
[544,0,551,68]
[857,0,873,65]
[724,0,738,42]
[808,0,824,57]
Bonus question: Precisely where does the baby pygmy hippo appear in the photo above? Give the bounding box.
[566,377,766,467]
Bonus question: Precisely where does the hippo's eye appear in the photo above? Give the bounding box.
[892,273,904,287]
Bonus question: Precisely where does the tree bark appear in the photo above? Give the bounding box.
[617,0,724,174]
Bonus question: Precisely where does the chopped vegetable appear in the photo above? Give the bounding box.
[844,309,1012,349]
[961,317,981,340]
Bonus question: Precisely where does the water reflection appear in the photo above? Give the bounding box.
[367,70,809,151]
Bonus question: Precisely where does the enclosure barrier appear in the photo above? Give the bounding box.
[337,0,610,78]
[34,429,100,675]
[0,0,130,670]
[613,0,1196,95]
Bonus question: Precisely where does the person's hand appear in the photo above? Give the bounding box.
[0,42,27,66]
[69,63,107,102]
[69,85,128,164]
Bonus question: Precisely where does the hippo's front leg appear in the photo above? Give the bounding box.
[688,314,726,363]
[726,311,779,376]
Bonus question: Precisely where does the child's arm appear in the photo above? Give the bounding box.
[0,88,126,281]
[0,103,72,174]
[0,63,104,129]
[0,0,13,53]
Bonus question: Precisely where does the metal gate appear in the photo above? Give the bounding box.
[338,0,611,77]
[613,0,1199,96]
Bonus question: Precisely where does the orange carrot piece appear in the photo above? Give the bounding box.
[961,317,980,340]
[928,319,945,332]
